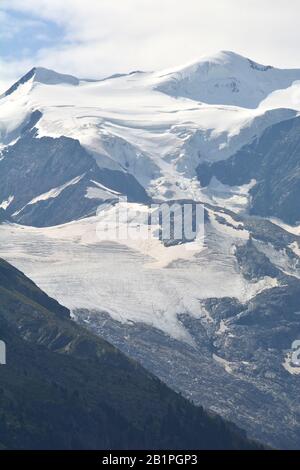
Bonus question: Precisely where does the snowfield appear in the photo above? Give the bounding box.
[0,210,277,341]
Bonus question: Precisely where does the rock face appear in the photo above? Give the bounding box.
[0,130,149,227]
[197,116,300,225]
[0,209,11,223]
[0,258,261,450]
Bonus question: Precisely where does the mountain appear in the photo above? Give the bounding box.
[0,257,261,450]
[1,51,300,449]
[0,51,298,223]
[155,51,300,108]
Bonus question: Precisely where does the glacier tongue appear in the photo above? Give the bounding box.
[0,205,279,342]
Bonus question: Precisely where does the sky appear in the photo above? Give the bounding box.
[1,0,300,93]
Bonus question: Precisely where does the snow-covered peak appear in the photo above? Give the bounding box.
[1,50,300,202]
[4,67,79,97]
[32,67,80,86]
[154,50,300,108]
[158,50,263,75]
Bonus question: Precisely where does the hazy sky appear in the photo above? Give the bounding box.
[1,0,300,92]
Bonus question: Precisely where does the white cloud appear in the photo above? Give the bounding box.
[1,0,300,92]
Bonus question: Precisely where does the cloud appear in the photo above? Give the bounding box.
[1,0,300,93]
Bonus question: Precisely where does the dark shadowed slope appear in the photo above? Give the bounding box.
[197,115,300,225]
